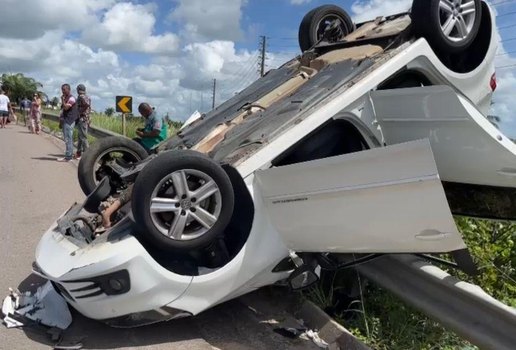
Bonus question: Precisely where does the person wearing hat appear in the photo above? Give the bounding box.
[75,84,91,160]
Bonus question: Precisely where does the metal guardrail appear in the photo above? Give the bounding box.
[357,254,516,350]
[14,108,121,139]
[41,112,120,139]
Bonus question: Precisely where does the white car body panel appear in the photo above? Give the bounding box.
[170,192,292,315]
[35,219,193,320]
[237,35,496,179]
[254,139,465,253]
[371,86,516,187]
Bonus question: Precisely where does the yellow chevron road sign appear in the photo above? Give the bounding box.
[116,96,132,113]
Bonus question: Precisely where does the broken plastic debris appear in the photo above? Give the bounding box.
[303,329,329,349]
[273,326,329,349]
[54,339,84,350]
[2,282,72,330]
[2,293,24,328]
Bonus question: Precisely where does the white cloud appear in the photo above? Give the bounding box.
[0,0,116,39]
[83,2,180,54]
[170,0,246,42]
[351,0,411,23]
[0,0,297,121]
[290,0,312,4]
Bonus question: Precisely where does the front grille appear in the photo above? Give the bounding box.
[60,270,130,300]
[52,282,76,302]
[61,281,104,300]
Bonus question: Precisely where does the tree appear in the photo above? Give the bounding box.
[51,96,59,107]
[104,107,115,117]
[1,73,43,103]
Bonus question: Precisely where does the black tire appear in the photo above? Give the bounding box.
[78,136,148,196]
[132,150,235,252]
[298,5,355,52]
[412,0,482,54]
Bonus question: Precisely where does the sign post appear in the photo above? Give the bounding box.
[122,113,126,136]
[116,96,132,137]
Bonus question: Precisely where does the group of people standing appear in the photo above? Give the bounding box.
[57,83,91,162]
[20,93,42,134]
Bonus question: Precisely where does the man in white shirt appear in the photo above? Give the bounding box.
[0,87,13,129]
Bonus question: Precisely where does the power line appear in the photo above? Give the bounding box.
[498,23,516,30]
[497,10,516,17]
[499,37,516,43]
[212,79,216,109]
[230,51,260,80]
[496,50,516,56]
[495,63,516,69]
[492,0,516,6]
[233,58,260,93]
[259,36,267,77]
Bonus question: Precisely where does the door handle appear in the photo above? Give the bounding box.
[415,230,450,241]
[497,168,516,177]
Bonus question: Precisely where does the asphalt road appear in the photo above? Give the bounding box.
[0,124,318,350]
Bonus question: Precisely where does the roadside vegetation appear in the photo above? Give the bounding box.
[305,218,516,349]
[41,108,181,139]
[1,73,44,101]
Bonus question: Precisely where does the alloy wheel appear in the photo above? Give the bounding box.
[439,0,477,42]
[149,169,222,241]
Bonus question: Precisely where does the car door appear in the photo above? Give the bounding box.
[370,85,516,188]
[254,139,466,253]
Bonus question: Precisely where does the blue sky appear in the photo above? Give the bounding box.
[1,0,516,137]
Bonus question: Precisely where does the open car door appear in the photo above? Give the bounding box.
[254,139,466,253]
[370,85,516,188]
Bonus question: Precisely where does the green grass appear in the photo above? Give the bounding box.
[90,114,144,139]
[304,217,516,350]
[40,117,96,145]
[41,108,179,140]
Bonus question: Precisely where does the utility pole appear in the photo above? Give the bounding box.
[259,36,267,77]
[212,78,217,109]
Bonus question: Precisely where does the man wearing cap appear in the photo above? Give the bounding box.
[75,84,91,160]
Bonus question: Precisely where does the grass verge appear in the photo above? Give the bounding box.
[304,217,515,349]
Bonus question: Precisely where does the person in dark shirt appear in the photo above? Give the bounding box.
[75,84,91,160]
[57,84,77,162]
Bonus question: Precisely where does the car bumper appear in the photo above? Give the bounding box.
[34,218,193,326]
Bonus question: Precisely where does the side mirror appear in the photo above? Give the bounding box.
[288,265,319,291]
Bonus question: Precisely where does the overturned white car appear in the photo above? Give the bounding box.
[33,0,515,327]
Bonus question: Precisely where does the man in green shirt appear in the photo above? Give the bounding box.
[135,103,168,153]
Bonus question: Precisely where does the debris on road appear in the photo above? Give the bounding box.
[1,282,72,330]
[273,326,329,349]
[53,339,84,350]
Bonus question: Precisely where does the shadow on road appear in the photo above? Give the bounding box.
[31,154,72,161]
[14,275,316,349]
[31,157,59,162]
[17,275,209,349]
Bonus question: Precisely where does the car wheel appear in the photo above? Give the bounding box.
[298,5,355,52]
[78,136,149,196]
[132,150,235,252]
[412,0,482,54]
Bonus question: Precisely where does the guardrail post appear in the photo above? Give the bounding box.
[122,113,127,136]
